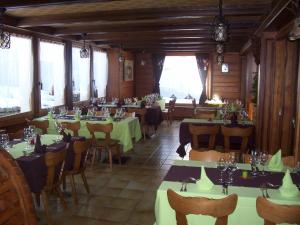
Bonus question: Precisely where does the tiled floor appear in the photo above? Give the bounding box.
[37,121,186,225]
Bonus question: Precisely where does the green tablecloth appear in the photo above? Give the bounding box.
[8,134,61,159]
[35,117,142,152]
[155,160,300,225]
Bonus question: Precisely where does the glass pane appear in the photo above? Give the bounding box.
[93,51,108,98]
[72,47,90,102]
[160,56,202,103]
[0,36,33,117]
[40,41,65,109]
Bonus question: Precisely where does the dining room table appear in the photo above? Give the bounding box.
[35,115,142,152]
[155,160,300,225]
[177,118,255,158]
[6,134,82,194]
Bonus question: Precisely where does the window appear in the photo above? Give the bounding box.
[72,47,90,102]
[93,51,108,97]
[160,56,202,103]
[39,41,65,109]
[0,36,33,117]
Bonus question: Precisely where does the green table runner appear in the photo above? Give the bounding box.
[155,160,300,225]
[35,117,142,152]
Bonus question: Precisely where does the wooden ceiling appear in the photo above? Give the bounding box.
[2,0,274,53]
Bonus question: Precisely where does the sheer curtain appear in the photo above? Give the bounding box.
[40,41,65,108]
[72,47,90,101]
[0,36,33,113]
[160,56,202,103]
[93,51,108,97]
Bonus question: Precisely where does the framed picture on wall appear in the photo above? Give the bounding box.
[124,60,134,81]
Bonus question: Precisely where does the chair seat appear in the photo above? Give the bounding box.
[95,138,119,148]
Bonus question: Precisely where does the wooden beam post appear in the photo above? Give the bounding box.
[65,41,73,110]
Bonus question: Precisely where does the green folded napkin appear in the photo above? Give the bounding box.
[74,113,81,121]
[268,149,284,171]
[106,117,113,123]
[196,166,214,191]
[279,169,299,198]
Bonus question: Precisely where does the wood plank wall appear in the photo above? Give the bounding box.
[107,49,134,99]
[256,32,299,156]
[135,53,155,97]
[211,52,242,100]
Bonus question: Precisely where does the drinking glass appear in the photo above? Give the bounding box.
[259,151,268,176]
[227,153,238,184]
[0,134,9,149]
[217,157,227,183]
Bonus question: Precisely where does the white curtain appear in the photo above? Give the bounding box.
[0,36,33,112]
[40,41,65,108]
[93,51,108,97]
[160,56,203,103]
[72,47,90,101]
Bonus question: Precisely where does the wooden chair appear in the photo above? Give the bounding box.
[0,147,37,225]
[221,126,253,153]
[163,99,176,125]
[188,124,219,150]
[128,108,147,140]
[62,140,90,204]
[27,119,49,134]
[189,149,230,162]
[124,112,135,118]
[256,196,300,225]
[86,122,121,169]
[95,111,104,116]
[8,129,24,140]
[167,189,238,225]
[60,121,81,136]
[282,156,296,168]
[41,145,68,225]
[193,110,216,119]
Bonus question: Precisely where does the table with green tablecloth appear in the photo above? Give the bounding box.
[155,160,300,225]
[35,116,142,152]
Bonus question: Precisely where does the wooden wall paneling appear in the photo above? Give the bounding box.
[32,36,40,116]
[120,52,134,98]
[135,53,155,97]
[241,55,247,104]
[268,40,285,154]
[107,49,120,99]
[295,45,300,161]
[211,53,242,100]
[65,41,73,110]
[207,53,213,99]
[280,40,298,155]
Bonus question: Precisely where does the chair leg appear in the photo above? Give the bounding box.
[91,147,97,168]
[80,171,90,194]
[54,186,67,210]
[62,176,66,191]
[41,191,52,225]
[108,149,113,170]
[34,193,41,207]
[116,144,121,165]
[69,175,78,204]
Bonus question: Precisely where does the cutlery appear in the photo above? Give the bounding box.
[266,182,280,188]
[180,182,184,192]
[183,182,187,192]
[262,183,270,198]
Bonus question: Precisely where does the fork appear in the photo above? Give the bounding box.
[180,182,184,192]
[263,184,270,198]
[260,186,265,198]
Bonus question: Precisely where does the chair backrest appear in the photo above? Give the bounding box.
[193,110,216,119]
[282,156,296,168]
[28,120,49,134]
[61,121,80,136]
[127,108,146,125]
[44,145,68,189]
[86,122,113,144]
[189,149,229,162]
[124,112,135,118]
[256,196,300,225]
[8,129,24,141]
[167,189,238,225]
[95,111,104,116]
[189,124,219,149]
[72,140,90,172]
[168,99,176,113]
[221,126,253,153]
[0,147,37,225]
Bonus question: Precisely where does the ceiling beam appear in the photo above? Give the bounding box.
[0,0,123,9]
[17,5,269,27]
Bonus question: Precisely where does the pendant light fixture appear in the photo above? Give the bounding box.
[80,33,89,58]
[0,8,10,49]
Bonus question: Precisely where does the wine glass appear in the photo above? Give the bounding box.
[0,134,9,149]
[227,153,238,184]
[217,157,227,183]
[259,151,268,176]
